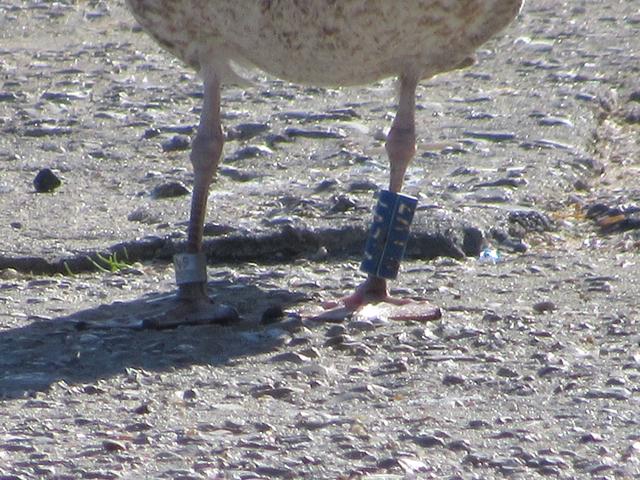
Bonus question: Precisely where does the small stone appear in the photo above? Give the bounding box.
[133,403,151,415]
[0,92,18,102]
[125,421,153,432]
[161,135,190,152]
[127,206,161,224]
[579,432,604,443]
[537,365,564,377]
[326,325,347,337]
[33,168,61,192]
[102,439,126,452]
[447,439,471,452]
[219,166,262,181]
[252,386,300,399]
[533,301,556,313]
[584,387,631,401]
[324,334,353,348]
[329,194,357,213]
[467,419,491,429]
[261,305,285,324]
[497,366,520,378]
[605,377,626,386]
[413,433,446,448]
[226,122,270,141]
[464,130,516,142]
[349,319,376,332]
[83,384,107,395]
[182,388,198,401]
[284,126,346,139]
[254,466,296,478]
[24,126,72,137]
[151,181,189,199]
[538,116,574,127]
[348,180,378,192]
[229,144,272,161]
[442,374,466,386]
[314,178,339,193]
[202,222,235,236]
[270,352,309,365]
[143,127,161,139]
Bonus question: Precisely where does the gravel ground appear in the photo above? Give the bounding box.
[1,1,639,479]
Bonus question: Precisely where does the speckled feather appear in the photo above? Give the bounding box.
[126,0,523,85]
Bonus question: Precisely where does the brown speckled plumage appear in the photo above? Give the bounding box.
[126,0,523,85]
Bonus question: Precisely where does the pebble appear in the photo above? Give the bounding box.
[442,374,466,386]
[228,144,273,161]
[182,388,198,401]
[532,301,556,313]
[202,222,235,236]
[132,403,151,415]
[447,439,471,452]
[348,180,378,192]
[261,305,285,324]
[538,116,574,127]
[579,432,604,443]
[314,178,339,193]
[161,135,190,152]
[101,440,126,453]
[412,433,446,448]
[24,126,72,137]
[226,122,270,141]
[325,325,346,337]
[497,366,520,378]
[467,419,491,429]
[33,168,61,193]
[252,386,301,399]
[270,352,310,365]
[254,465,296,478]
[508,210,552,233]
[583,387,631,401]
[474,177,526,189]
[151,181,189,199]
[127,206,161,224]
[219,166,262,182]
[463,130,516,142]
[284,127,346,139]
[329,194,357,213]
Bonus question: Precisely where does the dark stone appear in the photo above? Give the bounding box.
[463,130,516,142]
[314,179,339,193]
[329,194,358,213]
[143,127,161,139]
[226,122,270,141]
[413,433,446,448]
[151,181,189,199]
[161,135,190,152]
[284,127,346,139]
[462,227,484,256]
[33,168,61,193]
[261,305,285,324]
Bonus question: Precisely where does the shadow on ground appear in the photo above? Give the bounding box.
[0,278,307,400]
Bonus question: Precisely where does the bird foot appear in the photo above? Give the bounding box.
[309,277,441,323]
[141,282,239,330]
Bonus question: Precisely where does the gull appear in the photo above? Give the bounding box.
[125,0,524,327]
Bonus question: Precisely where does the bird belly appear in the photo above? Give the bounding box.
[126,0,523,85]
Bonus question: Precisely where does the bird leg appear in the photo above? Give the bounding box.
[143,66,238,328]
[322,75,440,321]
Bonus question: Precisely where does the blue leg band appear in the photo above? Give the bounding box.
[360,190,418,280]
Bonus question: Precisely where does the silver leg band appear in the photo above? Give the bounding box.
[174,252,208,285]
[360,189,418,280]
